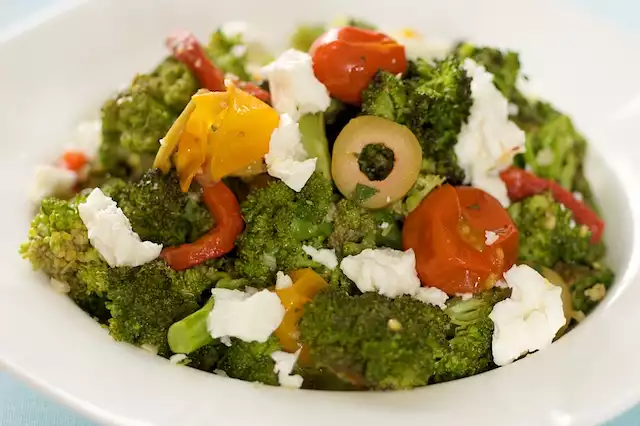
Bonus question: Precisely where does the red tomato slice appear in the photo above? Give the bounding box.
[310,27,407,105]
[403,184,519,295]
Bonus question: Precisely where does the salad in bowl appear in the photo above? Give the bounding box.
[20,17,613,391]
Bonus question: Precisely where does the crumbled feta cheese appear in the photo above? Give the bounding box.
[263,253,277,271]
[265,114,317,191]
[456,292,474,301]
[388,28,453,61]
[413,286,449,309]
[140,344,159,355]
[379,222,390,230]
[271,349,304,389]
[302,245,338,270]
[30,165,77,204]
[489,264,565,366]
[340,248,421,298]
[573,192,583,202]
[49,278,70,294]
[455,59,526,206]
[169,353,188,364]
[207,288,285,343]
[220,336,232,347]
[78,189,162,267]
[485,230,499,246]
[213,369,229,377]
[261,49,331,121]
[275,271,293,290]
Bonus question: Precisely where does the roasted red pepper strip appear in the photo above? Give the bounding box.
[166,30,226,92]
[234,80,270,103]
[162,178,244,270]
[166,30,271,103]
[500,166,604,243]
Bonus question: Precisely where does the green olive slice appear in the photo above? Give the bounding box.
[332,116,422,209]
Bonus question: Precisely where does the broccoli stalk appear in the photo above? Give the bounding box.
[298,113,332,181]
[168,298,215,354]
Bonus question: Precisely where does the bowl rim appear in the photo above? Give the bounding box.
[2,1,640,425]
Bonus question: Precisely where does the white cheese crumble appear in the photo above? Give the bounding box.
[30,165,77,204]
[413,286,450,309]
[271,349,304,389]
[456,292,474,301]
[455,59,526,206]
[207,288,285,343]
[49,278,70,294]
[265,114,317,191]
[78,188,162,267]
[261,49,331,121]
[379,222,390,230]
[489,264,565,366]
[169,353,188,364]
[388,28,453,62]
[485,230,499,246]
[302,245,338,270]
[275,271,293,290]
[340,248,421,298]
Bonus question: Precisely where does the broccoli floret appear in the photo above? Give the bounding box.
[508,193,603,268]
[400,170,445,215]
[455,43,597,209]
[554,262,614,315]
[361,56,472,183]
[217,337,281,385]
[235,173,334,287]
[185,342,226,372]
[299,289,451,390]
[103,169,212,246]
[328,199,402,258]
[436,288,509,382]
[207,29,251,81]
[101,260,223,354]
[99,58,197,178]
[454,43,521,102]
[361,71,410,123]
[20,196,105,308]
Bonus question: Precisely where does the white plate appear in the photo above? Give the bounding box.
[1,0,640,425]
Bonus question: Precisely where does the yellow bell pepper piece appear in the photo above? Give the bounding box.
[153,84,279,192]
[275,269,329,353]
[174,91,227,191]
[208,84,279,181]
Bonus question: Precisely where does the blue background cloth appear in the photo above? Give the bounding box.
[0,0,639,424]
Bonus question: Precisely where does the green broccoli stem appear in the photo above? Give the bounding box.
[299,113,332,181]
[292,219,333,241]
[167,298,214,354]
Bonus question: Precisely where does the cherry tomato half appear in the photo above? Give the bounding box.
[310,27,407,105]
[403,184,519,295]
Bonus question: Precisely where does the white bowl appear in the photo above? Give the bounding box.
[1,0,640,425]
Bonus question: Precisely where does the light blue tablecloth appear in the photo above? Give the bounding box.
[1,1,639,425]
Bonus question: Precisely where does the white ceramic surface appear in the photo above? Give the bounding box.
[1,0,640,425]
